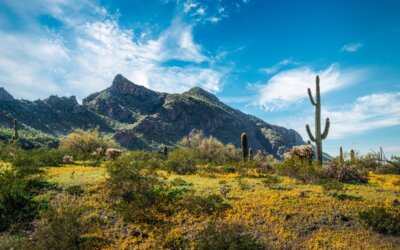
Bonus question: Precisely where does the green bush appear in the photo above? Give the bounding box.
[179,130,241,165]
[356,153,380,171]
[12,148,69,168]
[262,175,282,189]
[65,185,84,196]
[194,222,263,250]
[359,206,400,235]
[60,128,118,160]
[30,206,97,250]
[165,148,197,174]
[106,154,168,222]
[0,170,40,231]
[182,194,230,215]
[275,156,320,183]
[317,178,345,194]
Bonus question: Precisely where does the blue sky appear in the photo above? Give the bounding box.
[0,0,400,156]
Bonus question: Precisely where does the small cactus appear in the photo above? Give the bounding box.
[12,119,18,142]
[248,148,253,161]
[350,149,356,164]
[339,146,344,165]
[163,145,168,157]
[241,133,248,162]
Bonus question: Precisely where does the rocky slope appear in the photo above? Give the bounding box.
[0,74,304,157]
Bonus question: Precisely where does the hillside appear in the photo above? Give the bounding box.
[0,75,304,157]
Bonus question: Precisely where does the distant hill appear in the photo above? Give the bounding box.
[0,74,304,157]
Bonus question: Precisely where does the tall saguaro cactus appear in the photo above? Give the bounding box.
[241,133,248,161]
[339,146,344,165]
[305,76,330,165]
[12,119,18,142]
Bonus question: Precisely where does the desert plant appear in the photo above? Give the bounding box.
[305,75,330,165]
[0,169,48,232]
[241,133,248,161]
[276,155,320,183]
[165,148,197,174]
[248,148,253,161]
[163,145,168,157]
[30,205,98,250]
[339,146,344,165]
[12,119,18,143]
[350,149,356,164]
[262,175,282,189]
[65,185,84,196]
[321,163,368,183]
[359,206,400,235]
[12,148,69,168]
[60,128,118,159]
[194,222,263,250]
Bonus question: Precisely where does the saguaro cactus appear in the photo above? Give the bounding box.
[248,148,253,161]
[339,146,344,165]
[305,76,330,165]
[163,145,168,157]
[350,149,356,164]
[12,119,18,142]
[241,133,248,161]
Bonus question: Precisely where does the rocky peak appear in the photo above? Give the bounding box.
[0,87,15,102]
[44,95,79,108]
[110,74,155,97]
[183,87,220,103]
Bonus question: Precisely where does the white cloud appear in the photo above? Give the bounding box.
[0,0,227,100]
[254,64,366,111]
[278,92,400,140]
[324,92,400,139]
[341,42,363,52]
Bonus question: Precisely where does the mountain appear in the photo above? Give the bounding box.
[0,74,304,157]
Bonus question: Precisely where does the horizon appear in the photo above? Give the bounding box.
[0,0,399,156]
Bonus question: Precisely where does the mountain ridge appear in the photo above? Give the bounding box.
[0,74,304,157]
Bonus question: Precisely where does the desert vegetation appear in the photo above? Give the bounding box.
[0,126,399,249]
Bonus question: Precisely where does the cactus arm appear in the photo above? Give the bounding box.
[321,118,330,140]
[307,88,316,106]
[305,124,316,142]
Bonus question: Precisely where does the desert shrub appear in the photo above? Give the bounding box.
[237,177,250,190]
[321,163,368,183]
[356,153,380,171]
[12,148,69,168]
[65,185,84,196]
[317,178,345,193]
[359,206,400,235]
[30,205,98,250]
[165,148,197,174]
[375,156,400,174]
[262,175,282,189]
[179,130,241,164]
[254,151,278,168]
[194,222,263,250]
[182,194,230,215]
[0,170,41,232]
[170,178,192,187]
[60,128,118,159]
[106,154,169,222]
[222,164,236,173]
[275,155,320,183]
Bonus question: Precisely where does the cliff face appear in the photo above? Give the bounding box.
[0,74,304,157]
